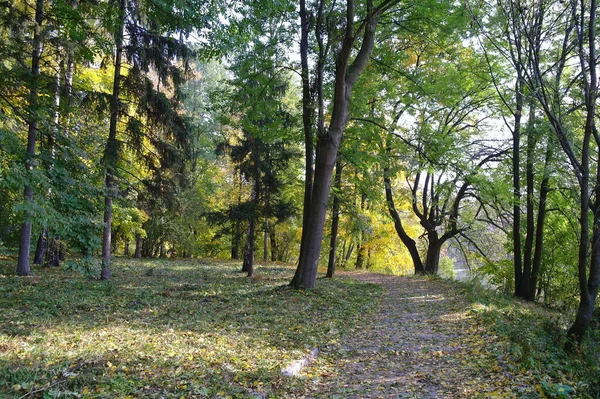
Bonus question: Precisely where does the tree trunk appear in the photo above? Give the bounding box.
[45,237,60,267]
[424,234,442,275]
[296,0,315,281]
[355,191,367,270]
[232,220,241,260]
[512,74,524,297]
[124,240,130,256]
[291,4,382,289]
[242,178,259,277]
[527,143,552,301]
[264,189,269,263]
[326,159,342,278]
[33,228,48,265]
[134,233,142,258]
[101,0,126,280]
[270,226,277,262]
[520,103,536,299]
[384,171,425,273]
[16,0,44,276]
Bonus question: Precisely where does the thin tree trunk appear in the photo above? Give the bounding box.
[134,233,142,258]
[33,228,48,265]
[270,226,277,262]
[242,179,259,277]
[264,188,269,263]
[527,142,552,301]
[384,170,424,273]
[512,74,524,297]
[16,0,44,276]
[326,159,342,278]
[101,0,126,280]
[124,240,130,256]
[567,0,599,342]
[521,101,536,299]
[355,191,367,270]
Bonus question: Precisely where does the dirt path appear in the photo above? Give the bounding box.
[301,272,530,398]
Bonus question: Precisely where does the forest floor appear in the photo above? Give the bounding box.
[298,272,535,398]
[1,257,597,398]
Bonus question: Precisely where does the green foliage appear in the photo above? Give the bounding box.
[63,256,102,279]
[438,256,456,280]
[464,281,600,398]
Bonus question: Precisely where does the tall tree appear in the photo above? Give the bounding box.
[99,0,194,278]
[15,0,44,276]
[291,0,400,289]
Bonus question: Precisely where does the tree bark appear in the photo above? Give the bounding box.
[384,170,425,273]
[567,0,599,342]
[134,233,142,258]
[33,228,48,265]
[326,159,342,278]
[527,142,552,301]
[295,0,314,280]
[512,74,524,297]
[291,2,383,289]
[355,191,367,270]
[424,234,442,274]
[16,0,44,276]
[242,178,259,277]
[101,0,126,280]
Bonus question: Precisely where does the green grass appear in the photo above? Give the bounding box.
[0,257,382,398]
[462,281,600,399]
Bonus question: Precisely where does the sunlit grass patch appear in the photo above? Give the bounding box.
[0,257,382,398]
[463,281,600,398]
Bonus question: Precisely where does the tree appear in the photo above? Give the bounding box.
[99,0,194,278]
[218,33,298,276]
[291,0,401,289]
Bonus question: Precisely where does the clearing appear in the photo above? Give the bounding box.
[0,258,591,398]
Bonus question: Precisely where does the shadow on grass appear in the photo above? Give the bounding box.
[0,257,381,398]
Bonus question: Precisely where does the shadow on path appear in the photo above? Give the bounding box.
[302,272,528,399]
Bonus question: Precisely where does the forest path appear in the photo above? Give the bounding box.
[302,272,527,398]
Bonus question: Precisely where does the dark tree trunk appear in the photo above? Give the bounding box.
[512,74,524,297]
[527,143,552,301]
[134,233,142,258]
[270,227,277,262]
[124,240,130,256]
[326,159,342,278]
[242,219,256,277]
[232,220,241,260]
[424,234,442,275]
[16,0,44,276]
[101,0,125,280]
[45,237,60,267]
[264,189,269,263]
[520,104,535,299]
[355,191,367,270]
[291,4,382,289]
[242,179,259,277]
[296,0,315,280]
[33,228,48,265]
[567,0,599,342]
[384,171,425,273]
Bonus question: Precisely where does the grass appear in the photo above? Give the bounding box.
[0,257,382,398]
[462,281,600,399]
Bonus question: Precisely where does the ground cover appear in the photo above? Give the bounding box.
[1,257,598,398]
[0,257,381,398]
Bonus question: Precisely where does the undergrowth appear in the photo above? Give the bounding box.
[0,257,382,398]
[463,281,600,399]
